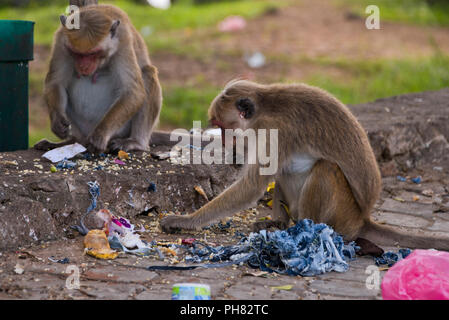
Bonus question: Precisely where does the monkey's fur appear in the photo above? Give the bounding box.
[161,80,449,251]
[37,1,162,153]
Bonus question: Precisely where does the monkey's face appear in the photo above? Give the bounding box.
[68,47,105,76]
[208,90,256,133]
[208,83,257,147]
[61,11,120,77]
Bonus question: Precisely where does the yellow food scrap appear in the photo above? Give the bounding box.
[267,182,275,193]
[271,285,293,291]
[118,150,129,160]
[84,230,118,260]
[194,185,209,201]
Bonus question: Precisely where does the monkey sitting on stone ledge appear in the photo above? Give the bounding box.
[35,0,162,153]
[161,79,449,254]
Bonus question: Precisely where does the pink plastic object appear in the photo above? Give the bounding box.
[381,249,449,300]
[218,16,246,32]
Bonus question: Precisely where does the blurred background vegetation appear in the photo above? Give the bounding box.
[0,0,448,146]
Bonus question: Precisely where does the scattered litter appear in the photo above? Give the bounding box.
[97,209,161,257]
[42,143,86,163]
[412,195,420,202]
[55,158,77,170]
[374,248,412,267]
[411,176,422,184]
[271,285,293,291]
[194,185,209,201]
[141,25,154,37]
[218,15,246,32]
[14,264,24,275]
[433,166,443,172]
[421,189,434,197]
[48,256,70,264]
[147,182,157,193]
[147,0,171,10]
[0,160,18,166]
[50,165,57,173]
[396,175,407,182]
[243,271,269,278]
[84,229,118,260]
[181,238,196,246]
[184,144,203,151]
[393,197,405,202]
[150,219,358,277]
[172,283,211,300]
[382,249,449,300]
[114,159,126,165]
[246,52,266,69]
[118,150,129,160]
[151,151,171,160]
[71,181,100,235]
[204,128,222,137]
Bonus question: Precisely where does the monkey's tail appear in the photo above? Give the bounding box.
[360,219,449,251]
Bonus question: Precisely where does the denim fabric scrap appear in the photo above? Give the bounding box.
[374,248,412,267]
[185,219,358,276]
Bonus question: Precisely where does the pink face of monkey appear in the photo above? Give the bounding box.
[61,12,121,77]
[68,47,104,76]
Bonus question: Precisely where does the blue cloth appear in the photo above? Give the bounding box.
[71,181,100,235]
[56,158,76,170]
[411,176,422,184]
[185,219,358,276]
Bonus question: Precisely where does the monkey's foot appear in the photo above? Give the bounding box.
[252,220,288,233]
[108,138,149,153]
[33,139,74,151]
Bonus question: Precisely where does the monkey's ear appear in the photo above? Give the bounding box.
[60,15,67,27]
[110,20,121,38]
[236,98,255,119]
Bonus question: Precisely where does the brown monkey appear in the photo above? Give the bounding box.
[161,79,449,252]
[36,1,162,153]
[69,0,98,6]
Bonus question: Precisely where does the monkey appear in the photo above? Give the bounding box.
[69,0,98,6]
[35,0,162,153]
[161,79,449,252]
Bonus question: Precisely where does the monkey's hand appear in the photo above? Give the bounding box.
[50,112,71,139]
[252,220,288,233]
[86,132,109,153]
[160,215,195,234]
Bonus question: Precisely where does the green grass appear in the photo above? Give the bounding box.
[305,54,449,105]
[160,86,220,129]
[29,127,59,147]
[340,0,449,27]
[0,0,285,49]
[7,0,448,144]
[157,54,449,131]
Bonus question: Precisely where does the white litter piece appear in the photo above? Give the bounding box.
[147,0,171,10]
[246,52,266,69]
[42,143,87,163]
[140,25,154,37]
[204,128,222,137]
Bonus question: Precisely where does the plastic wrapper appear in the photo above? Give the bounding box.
[84,230,118,260]
[381,249,449,300]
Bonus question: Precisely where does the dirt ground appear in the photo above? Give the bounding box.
[1,88,449,300]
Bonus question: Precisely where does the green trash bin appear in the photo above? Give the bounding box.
[0,20,34,152]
